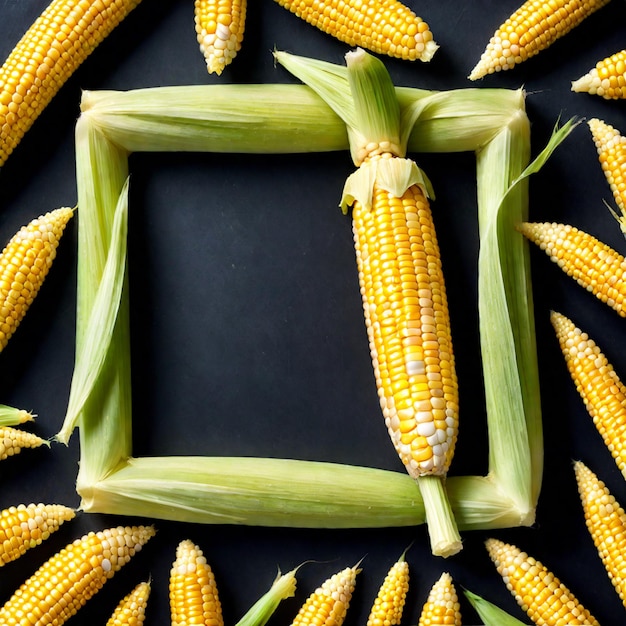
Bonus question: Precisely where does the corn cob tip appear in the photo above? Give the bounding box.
[572,50,626,99]
[417,571,461,626]
[106,579,151,625]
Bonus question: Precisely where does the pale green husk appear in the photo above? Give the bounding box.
[464,589,530,625]
[0,405,33,426]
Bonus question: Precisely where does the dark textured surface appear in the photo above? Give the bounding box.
[0,1,625,623]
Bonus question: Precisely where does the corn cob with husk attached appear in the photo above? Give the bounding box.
[551,311,626,479]
[573,49,626,99]
[486,538,599,625]
[195,0,246,75]
[0,0,142,167]
[0,405,34,427]
[518,221,626,316]
[0,503,75,566]
[274,0,438,62]
[469,0,611,80]
[588,118,626,233]
[366,551,409,626]
[0,426,48,461]
[170,539,223,626]
[275,47,461,557]
[0,524,155,625]
[417,571,461,626]
[574,460,626,608]
[0,207,74,352]
[106,580,151,626]
[290,563,361,626]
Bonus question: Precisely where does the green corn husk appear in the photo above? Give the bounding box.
[0,405,34,427]
[464,589,530,626]
[62,50,574,538]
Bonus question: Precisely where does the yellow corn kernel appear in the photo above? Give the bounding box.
[353,172,458,478]
[518,221,626,316]
[551,311,626,479]
[194,0,246,75]
[0,206,74,352]
[0,524,155,625]
[486,538,599,625]
[0,0,142,167]
[0,503,75,566]
[366,553,409,626]
[588,118,626,232]
[574,461,626,608]
[572,49,626,99]
[170,539,223,626]
[469,0,611,80]
[273,0,438,62]
[106,580,151,626]
[0,426,47,461]
[291,563,361,626]
[417,572,461,626]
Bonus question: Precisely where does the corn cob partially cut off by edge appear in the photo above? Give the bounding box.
[551,311,626,479]
[106,580,151,626]
[0,524,155,625]
[0,426,48,461]
[170,539,223,626]
[0,206,74,352]
[0,405,34,427]
[366,551,409,626]
[574,460,626,608]
[195,0,246,75]
[417,571,461,626]
[290,562,361,626]
[518,221,626,316]
[273,0,438,62]
[0,503,75,566]
[572,49,626,99]
[588,118,626,232]
[469,0,612,80]
[0,0,143,167]
[486,538,600,625]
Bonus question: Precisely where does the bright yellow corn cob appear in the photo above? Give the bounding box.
[574,461,626,608]
[290,563,361,626]
[572,49,626,99]
[170,539,223,626]
[486,538,599,625]
[273,0,438,62]
[588,118,626,232]
[469,0,611,80]
[106,580,151,626]
[518,221,626,316]
[417,571,461,626]
[0,524,155,625]
[0,426,48,461]
[0,503,75,566]
[551,311,626,479]
[0,206,74,351]
[366,552,409,626]
[0,0,142,167]
[194,0,246,75]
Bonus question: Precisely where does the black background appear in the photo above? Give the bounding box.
[1,1,626,624]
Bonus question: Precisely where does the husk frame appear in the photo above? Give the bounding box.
[62,60,563,538]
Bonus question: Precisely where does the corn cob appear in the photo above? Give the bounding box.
[0,206,74,352]
[518,221,626,316]
[574,460,626,608]
[486,538,599,625]
[366,552,409,626]
[0,503,75,566]
[0,405,34,427]
[290,563,361,626]
[0,524,155,625]
[588,118,626,232]
[170,539,223,626]
[106,580,151,626]
[195,0,246,75]
[273,0,437,62]
[469,0,611,80]
[0,0,142,167]
[417,571,461,626]
[551,311,626,479]
[0,426,48,461]
[572,49,626,99]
